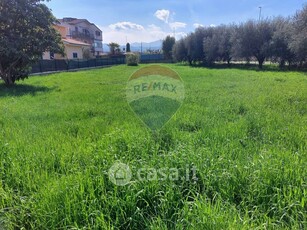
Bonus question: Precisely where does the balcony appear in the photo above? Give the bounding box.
[94,47,103,52]
[93,41,103,52]
[70,31,94,42]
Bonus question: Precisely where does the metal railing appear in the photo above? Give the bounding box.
[31,56,125,74]
[31,54,169,74]
[70,31,95,41]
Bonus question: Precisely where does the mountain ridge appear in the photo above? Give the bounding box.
[103,40,162,53]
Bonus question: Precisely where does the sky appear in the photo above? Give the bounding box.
[45,0,306,45]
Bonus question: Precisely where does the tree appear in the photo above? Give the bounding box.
[232,20,273,68]
[126,43,131,53]
[192,27,209,63]
[0,0,64,86]
[203,31,218,65]
[172,27,215,65]
[185,27,209,65]
[172,38,187,62]
[184,35,194,65]
[162,36,175,59]
[185,27,213,65]
[270,17,295,67]
[203,25,234,65]
[290,4,307,66]
[108,42,120,55]
[172,4,307,69]
[217,25,234,65]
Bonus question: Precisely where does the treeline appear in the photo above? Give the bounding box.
[172,5,307,69]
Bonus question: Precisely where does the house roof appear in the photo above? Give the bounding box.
[58,18,102,32]
[68,19,88,25]
[62,38,91,46]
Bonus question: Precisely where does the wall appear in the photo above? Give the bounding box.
[54,25,67,38]
[65,44,86,59]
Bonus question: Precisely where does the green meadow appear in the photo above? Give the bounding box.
[0,64,306,229]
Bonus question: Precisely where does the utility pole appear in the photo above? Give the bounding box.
[259,6,262,21]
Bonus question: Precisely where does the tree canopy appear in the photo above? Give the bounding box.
[126,43,131,53]
[172,39,187,63]
[0,0,64,86]
[162,36,175,60]
[172,4,307,69]
[108,42,120,55]
[234,20,273,68]
[290,4,307,64]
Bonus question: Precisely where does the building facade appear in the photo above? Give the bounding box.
[58,18,103,57]
[43,18,103,60]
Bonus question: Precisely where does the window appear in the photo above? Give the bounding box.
[94,41,102,48]
[75,27,78,32]
[83,29,89,35]
[95,31,101,37]
[73,52,78,59]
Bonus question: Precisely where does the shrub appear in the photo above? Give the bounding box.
[126,53,140,66]
[83,48,91,59]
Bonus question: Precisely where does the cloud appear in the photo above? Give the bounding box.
[148,24,161,31]
[154,9,170,23]
[100,24,170,44]
[169,22,187,30]
[193,23,204,28]
[109,22,144,31]
[192,23,216,28]
[175,32,187,40]
[101,9,188,45]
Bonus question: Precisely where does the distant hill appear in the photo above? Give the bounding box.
[103,40,162,53]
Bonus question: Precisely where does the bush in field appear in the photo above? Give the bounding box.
[126,53,140,66]
[83,48,92,59]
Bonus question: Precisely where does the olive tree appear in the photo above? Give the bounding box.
[162,36,175,60]
[290,4,307,66]
[270,17,295,67]
[232,20,273,68]
[172,38,187,62]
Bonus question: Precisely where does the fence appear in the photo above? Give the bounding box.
[31,54,169,74]
[140,54,169,63]
[31,56,126,74]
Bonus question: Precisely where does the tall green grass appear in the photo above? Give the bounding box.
[0,65,306,229]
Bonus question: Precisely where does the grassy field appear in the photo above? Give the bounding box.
[0,64,306,229]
